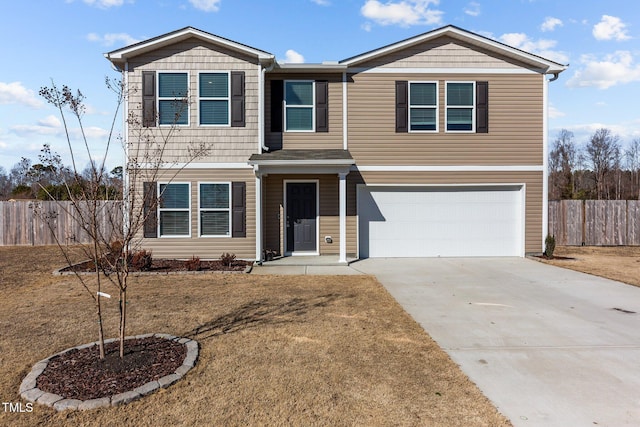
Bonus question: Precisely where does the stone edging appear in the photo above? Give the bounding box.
[19,333,199,411]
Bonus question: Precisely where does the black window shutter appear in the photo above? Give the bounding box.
[270,80,283,132]
[142,71,156,128]
[395,81,408,133]
[231,181,246,238]
[476,81,489,133]
[230,71,245,127]
[315,80,329,132]
[143,182,157,238]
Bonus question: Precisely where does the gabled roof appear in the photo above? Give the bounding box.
[105,26,274,67]
[340,25,567,74]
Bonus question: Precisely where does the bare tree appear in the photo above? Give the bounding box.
[37,78,208,360]
[549,129,578,199]
[584,128,621,199]
[626,138,640,200]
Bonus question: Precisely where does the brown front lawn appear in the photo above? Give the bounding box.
[538,245,640,287]
[0,246,510,426]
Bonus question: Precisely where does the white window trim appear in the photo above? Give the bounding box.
[158,182,191,238]
[198,71,231,127]
[284,80,315,133]
[198,182,231,238]
[408,81,439,133]
[445,81,475,133]
[157,71,190,127]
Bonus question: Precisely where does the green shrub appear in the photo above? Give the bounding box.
[544,234,556,258]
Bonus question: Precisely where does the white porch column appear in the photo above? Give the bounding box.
[255,172,263,263]
[338,172,348,264]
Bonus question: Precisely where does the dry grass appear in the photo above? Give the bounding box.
[538,246,640,287]
[0,246,510,427]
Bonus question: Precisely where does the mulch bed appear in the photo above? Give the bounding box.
[534,254,575,260]
[36,337,186,401]
[60,258,251,274]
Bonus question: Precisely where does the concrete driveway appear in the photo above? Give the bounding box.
[352,257,640,427]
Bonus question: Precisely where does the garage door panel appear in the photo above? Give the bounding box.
[358,186,523,258]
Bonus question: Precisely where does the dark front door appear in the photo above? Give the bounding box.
[286,182,317,252]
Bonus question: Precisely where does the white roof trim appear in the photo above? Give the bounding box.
[340,25,567,74]
[106,27,274,63]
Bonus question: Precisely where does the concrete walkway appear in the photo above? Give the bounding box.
[250,255,362,275]
[352,257,640,427]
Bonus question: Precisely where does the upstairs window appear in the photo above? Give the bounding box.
[158,72,188,125]
[199,72,230,126]
[284,81,314,131]
[446,82,475,132]
[409,82,438,132]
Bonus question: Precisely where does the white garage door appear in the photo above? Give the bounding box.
[358,186,523,258]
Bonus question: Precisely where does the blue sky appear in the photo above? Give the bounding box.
[1,0,638,172]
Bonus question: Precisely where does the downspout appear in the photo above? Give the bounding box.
[542,71,559,252]
[259,60,276,153]
[122,61,130,241]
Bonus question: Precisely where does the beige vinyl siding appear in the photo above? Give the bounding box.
[355,170,544,254]
[127,38,260,163]
[137,168,256,259]
[347,72,544,166]
[263,174,357,256]
[354,36,540,70]
[265,74,344,150]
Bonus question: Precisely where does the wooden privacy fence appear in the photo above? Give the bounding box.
[549,200,640,246]
[0,200,122,246]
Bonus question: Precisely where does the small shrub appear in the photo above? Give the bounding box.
[129,249,153,271]
[544,234,556,258]
[220,252,236,267]
[184,255,201,271]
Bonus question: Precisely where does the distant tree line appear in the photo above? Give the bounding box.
[0,144,122,201]
[549,128,640,200]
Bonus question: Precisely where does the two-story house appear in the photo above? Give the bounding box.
[106,25,566,263]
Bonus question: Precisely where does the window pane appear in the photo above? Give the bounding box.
[200,211,230,236]
[286,107,313,131]
[410,108,436,131]
[159,184,189,209]
[410,83,436,106]
[200,73,228,98]
[200,183,229,209]
[160,211,189,236]
[447,83,473,106]
[159,73,188,98]
[200,100,229,125]
[447,108,473,131]
[285,81,313,106]
[159,100,188,125]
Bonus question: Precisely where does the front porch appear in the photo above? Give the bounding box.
[248,149,356,264]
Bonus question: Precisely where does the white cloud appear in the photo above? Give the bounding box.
[499,33,569,64]
[38,115,62,128]
[566,51,640,89]
[464,1,480,17]
[541,17,562,32]
[283,49,305,64]
[189,0,221,12]
[593,15,630,41]
[548,104,565,119]
[311,0,330,5]
[0,82,44,109]
[87,32,140,47]
[361,0,443,27]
